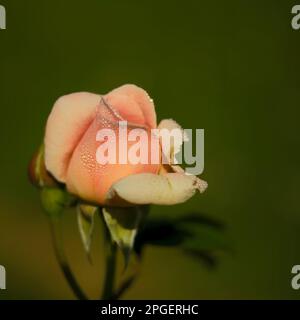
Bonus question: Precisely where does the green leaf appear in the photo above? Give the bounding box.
[102,207,142,267]
[77,204,97,261]
[40,187,71,217]
[179,223,232,253]
[135,212,232,268]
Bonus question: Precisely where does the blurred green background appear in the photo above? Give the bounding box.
[0,0,300,299]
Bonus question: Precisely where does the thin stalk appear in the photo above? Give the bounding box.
[101,241,117,300]
[49,216,88,300]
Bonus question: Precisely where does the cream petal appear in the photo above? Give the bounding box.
[158,119,188,164]
[44,92,99,182]
[158,118,182,130]
[106,173,207,206]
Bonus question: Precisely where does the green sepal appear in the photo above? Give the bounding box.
[102,207,143,267]
[77,204,98,261]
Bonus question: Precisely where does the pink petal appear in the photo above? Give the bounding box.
[44,92,100,182]
[105,84,157,128]
[66,101,159,205]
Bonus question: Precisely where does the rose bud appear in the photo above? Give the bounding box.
[28,145,59,188]
[44,84,207,206]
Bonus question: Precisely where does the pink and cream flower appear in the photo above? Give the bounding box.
[43,84,207,206]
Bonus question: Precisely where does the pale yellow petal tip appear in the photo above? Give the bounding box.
[158,118,180,130]
[195,178,208,194]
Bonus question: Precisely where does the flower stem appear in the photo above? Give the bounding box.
[101,241,117,300]
[49,216,88,300]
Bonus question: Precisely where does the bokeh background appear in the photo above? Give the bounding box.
[0,0,300,299]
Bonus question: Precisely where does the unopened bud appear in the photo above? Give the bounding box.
[28,145,58,188]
